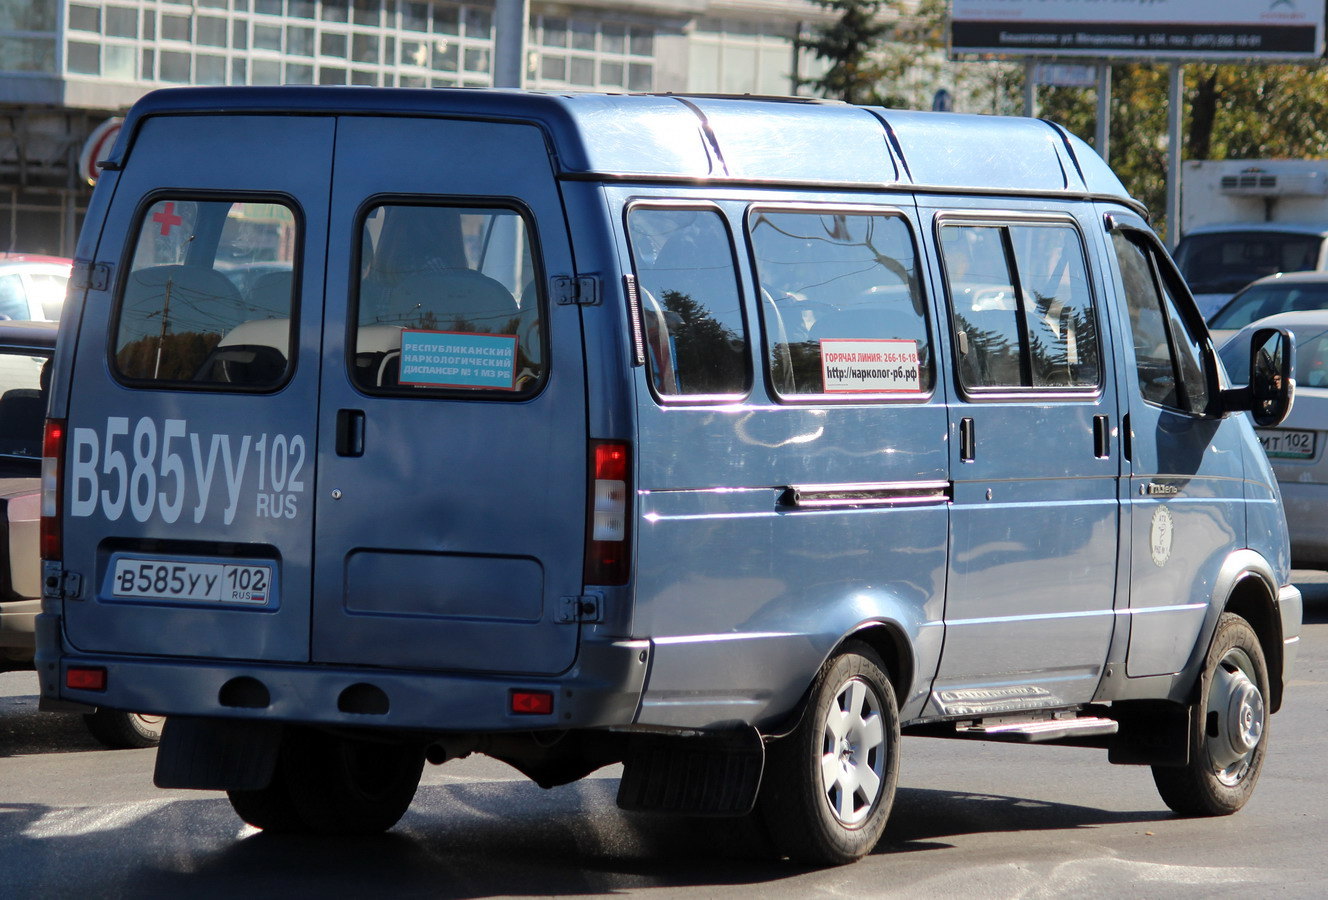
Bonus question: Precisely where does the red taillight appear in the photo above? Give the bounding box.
[585,440,630,585]
[66,666,107,692]
[510,689,554,715]
[41,418,64,561]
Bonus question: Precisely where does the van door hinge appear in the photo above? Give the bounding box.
[558,592,603,624]
[42,565,82,601]
[552,274,600,306]
[70,259,111,292]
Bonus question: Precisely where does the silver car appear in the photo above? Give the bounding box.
[1221,309,1328,565]
[1209,271,1328,346]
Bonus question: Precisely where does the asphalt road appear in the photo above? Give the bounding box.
[4,574,1328,899]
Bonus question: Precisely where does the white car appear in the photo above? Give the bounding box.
[1221,309,1328,566]
[0,321,162,748]
[1208,271,1328,347]
[0,253,72,321]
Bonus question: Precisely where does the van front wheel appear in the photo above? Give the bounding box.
[758,643,900,865]
[1152,612,1269,816]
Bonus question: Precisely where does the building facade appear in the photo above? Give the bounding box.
[0,0,831,255]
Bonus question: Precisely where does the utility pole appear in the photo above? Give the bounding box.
[493,0,529,89]
[153,278,173,380]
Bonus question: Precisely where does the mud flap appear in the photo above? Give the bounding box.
[616,726,764,816]
[1107,701,1191,767]
[153,717,283,791]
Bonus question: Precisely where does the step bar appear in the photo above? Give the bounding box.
[953,716,1119,743]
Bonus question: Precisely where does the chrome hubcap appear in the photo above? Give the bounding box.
[819,676,887,825]
[1206,647,1265,786]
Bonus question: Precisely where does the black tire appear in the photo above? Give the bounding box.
[757,643,900,866]
[83,710,165,749]
[228,727,425,835]
[1152,612,1270,817]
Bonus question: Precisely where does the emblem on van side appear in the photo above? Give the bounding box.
[1150,505,1174,567]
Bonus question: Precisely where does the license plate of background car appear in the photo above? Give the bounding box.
[1257,428,1317,460]
[111,558,274,604]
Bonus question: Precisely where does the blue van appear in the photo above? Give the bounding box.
[39,87,1300,864]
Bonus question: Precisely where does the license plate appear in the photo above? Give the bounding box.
[112,558,274,604]
[1257,428,1316,460]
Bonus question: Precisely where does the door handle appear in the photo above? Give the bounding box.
[960,417,975,462]
[1093,414,1110,459]
[336,409,365,457]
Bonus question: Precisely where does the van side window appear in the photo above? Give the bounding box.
[1112,231,1211,414]
[353,204,543,395]
[941,222,1100,392]
[113,199,297,388]
[626,207,749,398]
[749,210,931,397]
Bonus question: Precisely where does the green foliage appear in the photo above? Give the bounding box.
[806,0,894,105]
[1040,64,1328,238]
[807,0,1328,240]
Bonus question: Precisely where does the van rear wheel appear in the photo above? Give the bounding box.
[1152,612,1269,817]
[757,643,900,865]
[228,727,425,835]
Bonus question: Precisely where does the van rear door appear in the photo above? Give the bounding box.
[61,114,333,661]
[309,116,586,676]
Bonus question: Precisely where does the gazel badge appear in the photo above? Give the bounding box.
[1150,505,1174,567]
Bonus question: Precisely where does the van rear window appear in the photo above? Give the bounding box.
[749,210,932,397]
[352,204,543,396]
[113,198,298,388]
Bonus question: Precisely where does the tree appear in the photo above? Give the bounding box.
[1039,64,1328,238]
[805,0,894,105]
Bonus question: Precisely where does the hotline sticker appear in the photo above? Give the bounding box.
[820,339,922,393]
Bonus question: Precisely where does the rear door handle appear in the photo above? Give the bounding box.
[1093,414,1110,459]
[336,409,365,457]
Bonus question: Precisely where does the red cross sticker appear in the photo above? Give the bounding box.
[152,201,184,236]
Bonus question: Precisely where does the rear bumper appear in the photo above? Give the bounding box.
[38,612,649,734]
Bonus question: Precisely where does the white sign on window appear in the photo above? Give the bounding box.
[820,339,922,394]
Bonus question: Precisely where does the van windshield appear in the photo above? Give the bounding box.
[1174,231,1323,295]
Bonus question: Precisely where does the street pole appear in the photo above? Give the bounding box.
[493,0,529,89]
[1166,62,1183,249]
[1095,63,1111,164]
[1023,59,1037,118]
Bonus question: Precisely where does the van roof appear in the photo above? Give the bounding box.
[109,87,1138,212]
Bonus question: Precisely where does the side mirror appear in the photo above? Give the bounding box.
[1224,327,1295,426]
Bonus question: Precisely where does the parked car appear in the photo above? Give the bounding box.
[0,321,162,747]
[1220,309,1328,566]
[0,253,72,322]
[1209,271,1328,346]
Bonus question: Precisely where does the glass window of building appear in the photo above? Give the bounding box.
[527,14,654,92]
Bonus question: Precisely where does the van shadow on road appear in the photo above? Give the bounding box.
[2,776,1172,898]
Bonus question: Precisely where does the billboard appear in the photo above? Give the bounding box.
[951,0,1326,60]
